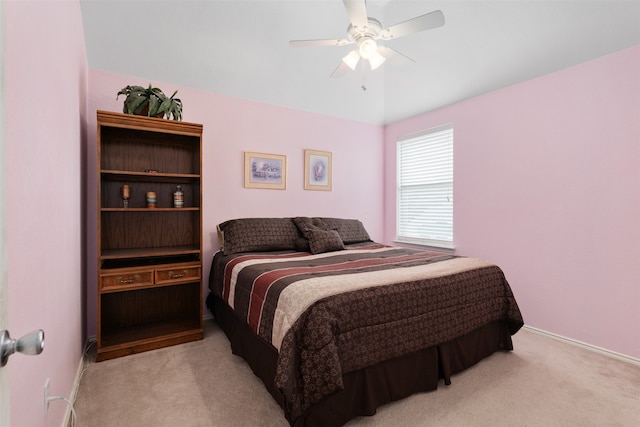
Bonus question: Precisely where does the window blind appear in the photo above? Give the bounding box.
[397,126,454,248]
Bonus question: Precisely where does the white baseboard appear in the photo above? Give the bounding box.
[62,337,95,427]
[522,325,640,366]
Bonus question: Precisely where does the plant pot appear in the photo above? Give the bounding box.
[137,105,165,118]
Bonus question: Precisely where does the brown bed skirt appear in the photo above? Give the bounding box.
[207,293,515,427]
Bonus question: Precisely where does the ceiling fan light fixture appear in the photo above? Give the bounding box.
[342,50,361,70]
[289,2,445,80]
[358,37,378,59]
[368,51,386,70]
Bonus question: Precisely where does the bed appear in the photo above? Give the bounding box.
[207,217,523,427]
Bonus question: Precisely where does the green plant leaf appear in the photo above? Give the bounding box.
[150,87,167,100]
[148,95,160,116]
[117,85,146,100]
[118,84,182,119]
[169,101,183,121]
[157,96,172,114]
[122,94,148,114]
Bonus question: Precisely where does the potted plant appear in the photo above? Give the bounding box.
[116,84,183,121]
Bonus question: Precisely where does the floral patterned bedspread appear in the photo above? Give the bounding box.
[210,244,524,421]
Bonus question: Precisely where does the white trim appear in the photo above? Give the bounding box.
[392,240,455,254]
[62,337,95,427]
[523,325,640,366]
[396,123,454,142]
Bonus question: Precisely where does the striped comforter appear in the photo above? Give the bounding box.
[210,243,523,420]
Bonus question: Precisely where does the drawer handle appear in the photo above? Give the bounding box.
[168,270,189,279]
[117,274,140,284]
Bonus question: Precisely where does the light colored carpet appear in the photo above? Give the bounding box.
[73,319,640,426]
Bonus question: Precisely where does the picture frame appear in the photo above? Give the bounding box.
[304,149,332,191]
[244,151,286,190]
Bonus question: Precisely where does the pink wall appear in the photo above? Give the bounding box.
[5,1,88,426]
[384,46,640,359]
[5,17,635,427]
[85,70,384,336]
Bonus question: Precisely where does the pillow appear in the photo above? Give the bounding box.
[306,228,345,254]
[318,218,371,244]
[294,237,311,252]
[292,217,332,237]
[292,217,339,252]
[217,218,300,255]
[216,223,225,248]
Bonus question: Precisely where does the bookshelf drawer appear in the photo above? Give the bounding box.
[100,270,154,290]
[155,265,201,285]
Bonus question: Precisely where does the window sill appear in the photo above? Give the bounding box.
[392,240,456,254]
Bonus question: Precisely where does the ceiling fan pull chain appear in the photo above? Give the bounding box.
[361,61,367,91]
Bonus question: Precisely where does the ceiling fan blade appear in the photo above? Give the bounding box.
[330,61,353,78]
[343,0,368,30]
[380,10,445,40]
[289,38,351,48]
[378,46,415,64]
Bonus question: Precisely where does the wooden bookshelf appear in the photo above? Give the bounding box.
[96,110,203,361]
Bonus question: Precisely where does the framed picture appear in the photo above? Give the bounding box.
[304,149,332,191]
[244,151,286,190]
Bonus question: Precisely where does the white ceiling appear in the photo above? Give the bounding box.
[80,0,640,125]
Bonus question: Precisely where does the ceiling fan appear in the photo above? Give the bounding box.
[289,0,445,78]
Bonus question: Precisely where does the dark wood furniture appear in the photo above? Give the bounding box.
[96,110,203,361]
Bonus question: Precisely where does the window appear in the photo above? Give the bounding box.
[396,126,454,249]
